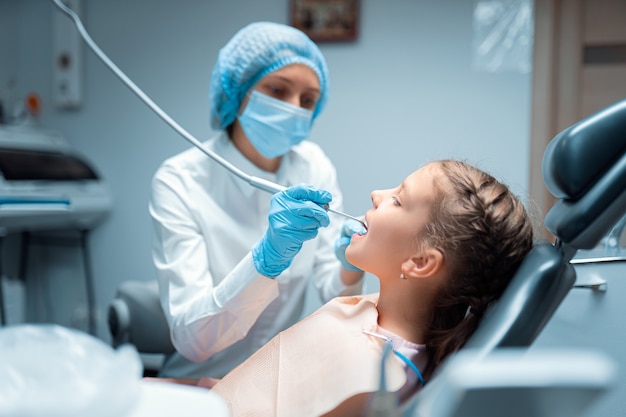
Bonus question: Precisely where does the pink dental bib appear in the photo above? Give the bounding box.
[212,294,411,416]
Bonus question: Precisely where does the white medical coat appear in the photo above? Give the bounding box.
[149,132,358,378]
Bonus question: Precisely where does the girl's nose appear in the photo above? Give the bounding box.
[370,190,381,208]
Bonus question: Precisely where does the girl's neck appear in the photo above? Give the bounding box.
[376,282,434,345]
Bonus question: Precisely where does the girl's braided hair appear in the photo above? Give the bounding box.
[421,160,534,377]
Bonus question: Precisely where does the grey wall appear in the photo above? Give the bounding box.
[0,0,532,341]
[0,1,19,116]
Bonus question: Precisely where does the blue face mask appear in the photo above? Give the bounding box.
[237,90,314,158]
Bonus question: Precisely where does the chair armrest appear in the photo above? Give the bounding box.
[107,280,175,354]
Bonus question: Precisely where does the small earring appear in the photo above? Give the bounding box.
[400,273,407,280]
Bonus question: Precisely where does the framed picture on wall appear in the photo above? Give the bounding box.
[290,0,359,42]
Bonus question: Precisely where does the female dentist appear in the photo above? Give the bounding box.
[149,21,365,380]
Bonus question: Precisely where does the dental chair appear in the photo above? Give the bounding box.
[400,98,626,417]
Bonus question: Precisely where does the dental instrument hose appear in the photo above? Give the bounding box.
[365,343,402,417]
[51,0,366,229]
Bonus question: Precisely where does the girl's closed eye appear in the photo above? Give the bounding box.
[392,196,401,207]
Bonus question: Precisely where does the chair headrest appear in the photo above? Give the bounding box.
[543,99,626,249]
[543,99,626,200]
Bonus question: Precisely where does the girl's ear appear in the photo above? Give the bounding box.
[402,248,443,279]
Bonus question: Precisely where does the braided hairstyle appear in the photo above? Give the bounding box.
[421,160,534,377]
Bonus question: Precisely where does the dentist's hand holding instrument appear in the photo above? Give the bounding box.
[253,185,331,278]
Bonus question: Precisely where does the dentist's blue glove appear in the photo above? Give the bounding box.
[334,219,366,272]
[252,184,332,278]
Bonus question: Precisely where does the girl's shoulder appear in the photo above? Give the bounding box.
[312,293,380,318]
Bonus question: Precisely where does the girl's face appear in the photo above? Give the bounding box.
[242,64,321,111]
[346,163,440,278]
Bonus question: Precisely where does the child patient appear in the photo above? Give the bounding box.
[164,160,534,417]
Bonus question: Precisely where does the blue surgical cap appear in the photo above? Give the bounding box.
[209,22,329,130]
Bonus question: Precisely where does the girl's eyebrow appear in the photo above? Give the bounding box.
[398,180,416,206]
[392,182,406,205]
[398,180,409,196]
